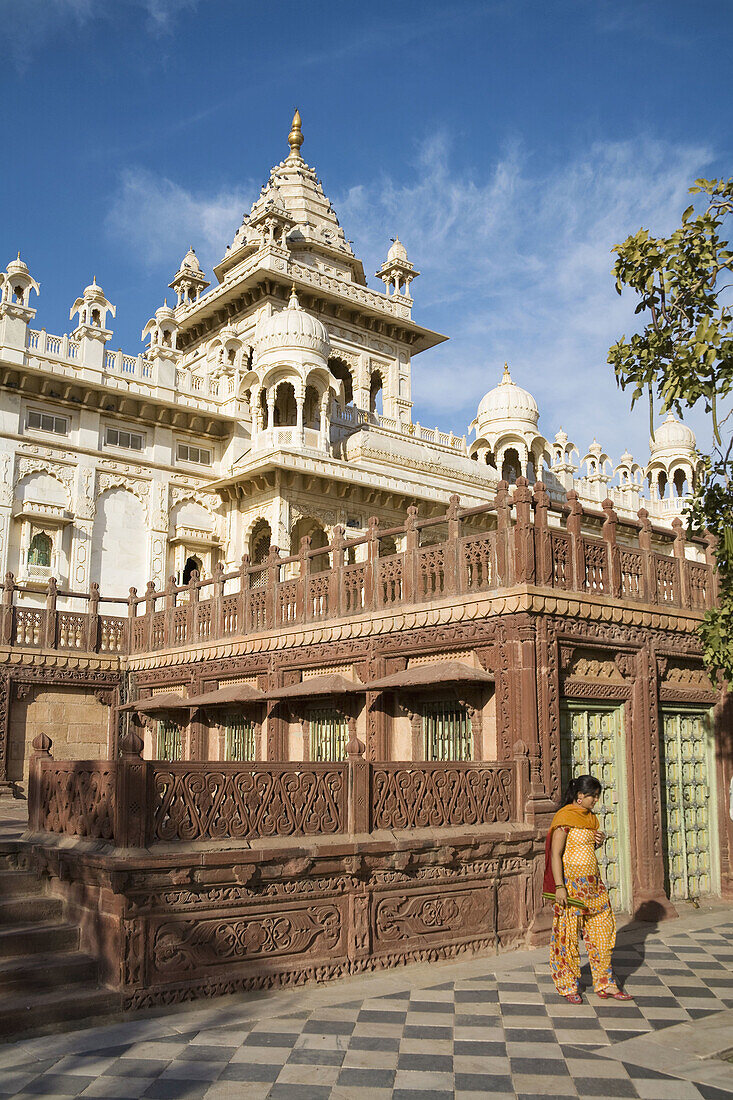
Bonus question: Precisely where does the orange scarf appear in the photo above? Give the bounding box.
[543,804,599,893]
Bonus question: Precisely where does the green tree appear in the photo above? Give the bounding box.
[608,177,733,680]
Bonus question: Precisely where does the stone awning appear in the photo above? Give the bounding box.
[367,661,494,691]
[118,692,190,713]
[266,673,367,700]
[183,684,265,708]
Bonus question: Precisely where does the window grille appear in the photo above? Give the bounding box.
[156,721,182,761]
[105,427,144,451]
[223,715,256,761]
[177,443,211,465]
[422,700,472,761]
[27,410,68,435]
[27,532,52,567]
[310,709,349,762]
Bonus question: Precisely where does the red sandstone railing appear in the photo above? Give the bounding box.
[2,482,717,658]
[27,734,526,849]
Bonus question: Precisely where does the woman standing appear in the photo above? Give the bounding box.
[545,774,633,1004]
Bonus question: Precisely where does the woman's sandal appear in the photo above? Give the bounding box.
[596,987,633,1000]
[563,992,583,1004]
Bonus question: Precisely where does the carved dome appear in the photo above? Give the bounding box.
[255,286,330,358]
[180,247,202,272]
[476,365,539,429]
[387,236,408,262]
[6,256,29,276]
[83,277,107,301]
[650,412,696,455]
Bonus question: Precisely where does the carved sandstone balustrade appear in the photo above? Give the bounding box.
[27,735,524,849]
[2,482,715,659]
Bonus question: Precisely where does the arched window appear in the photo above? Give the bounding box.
[274,382,297,427]
[27,532,52,568]
[673,469,688,498]
[304,385,320,429]
[658,471,668,499]
[249,520,271,589]
[370,372,383,417]
[501,448,520,483]
[328,357,354,406]
[182,556,202,585]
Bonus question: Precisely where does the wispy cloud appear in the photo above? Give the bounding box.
[0,0,197,70]
[336,133,716,462]
[105,167,252,273]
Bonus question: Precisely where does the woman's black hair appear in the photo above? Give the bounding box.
[562,773,602,806]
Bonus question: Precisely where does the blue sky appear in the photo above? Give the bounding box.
[1,0,731,467]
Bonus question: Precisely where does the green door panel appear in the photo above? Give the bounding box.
[560,704,631,913]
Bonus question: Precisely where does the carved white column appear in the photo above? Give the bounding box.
[148,480,169,589]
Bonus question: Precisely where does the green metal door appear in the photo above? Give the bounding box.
[660,710,718,900]
[560,705,631,913]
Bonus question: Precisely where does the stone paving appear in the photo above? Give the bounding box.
[1,901,732,1099]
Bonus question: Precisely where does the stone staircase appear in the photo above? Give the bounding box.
[0,843,122,1040]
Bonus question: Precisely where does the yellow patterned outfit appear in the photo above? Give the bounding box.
[549,825,616,997]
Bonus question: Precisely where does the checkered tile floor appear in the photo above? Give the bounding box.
[3,919,733,1100]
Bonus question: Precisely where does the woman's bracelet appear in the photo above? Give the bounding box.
[555,882,565,888]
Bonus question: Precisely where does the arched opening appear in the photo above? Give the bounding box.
[370,371,383,417]
[249,519,271,589]
[304,385,320,429]
[673,469,688,498]
[27,532,52,568]
[182,555,202,585]
[274,381,297,427]
[501,447,520,483]
[291,517,330,573]
[328,357,353,406]
[658,471,668,499]
[259,390,268,428]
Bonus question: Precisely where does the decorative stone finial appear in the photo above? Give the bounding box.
[287,283,301,309]
[501,362,512,382]
[288,109,303,159]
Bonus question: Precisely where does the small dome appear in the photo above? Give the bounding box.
[476,365,539,428]
[650,412,696,454]
[181,247,202,272]
[256,286,330,356]
[83,276,106,300]
[155,300,176,322]
[388,236,408,262]
[7,255,29,275]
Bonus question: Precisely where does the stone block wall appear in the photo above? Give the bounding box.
[7,686,110,792]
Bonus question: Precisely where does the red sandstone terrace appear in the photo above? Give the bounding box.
[0,482,729,1026]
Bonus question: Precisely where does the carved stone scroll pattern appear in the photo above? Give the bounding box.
[151,765,346,842]
[374,888,494,947]
[371,765,514,830]
[38,762,116,840]
[153,905,341,973]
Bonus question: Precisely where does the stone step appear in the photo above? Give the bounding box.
[0,950,98,994]
[0,921,79,958]
[0,894,63,924]
[0,985,122,1041]
[0,869,44,898]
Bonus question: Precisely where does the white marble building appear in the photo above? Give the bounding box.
[0,113,702,606]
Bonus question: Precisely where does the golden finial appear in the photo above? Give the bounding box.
[288,109,303,158]
[502,361,512,381]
